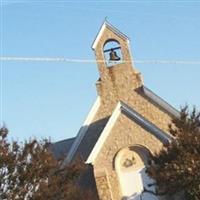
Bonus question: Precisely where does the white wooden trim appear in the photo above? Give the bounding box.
[86,102,121,164]
[92,22,106,50]
[86,101,172,164]
[63,96,101,165]
[83,96,101,126]
[92,21,129,50]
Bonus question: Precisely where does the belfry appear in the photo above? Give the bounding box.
[51,21,179,200]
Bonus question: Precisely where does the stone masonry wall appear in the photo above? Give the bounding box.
[92,26,173,134]
[94,114,164,200]
[90,25,174,200]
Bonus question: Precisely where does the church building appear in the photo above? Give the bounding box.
[51,21,179,200]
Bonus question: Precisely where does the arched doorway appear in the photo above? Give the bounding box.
[115,146,159,200]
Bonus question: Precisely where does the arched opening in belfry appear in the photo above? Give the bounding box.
[115,146,159,200]
[103,39,123,67]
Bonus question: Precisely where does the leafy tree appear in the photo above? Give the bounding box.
[147,106,200,200]
[0,127,98,200]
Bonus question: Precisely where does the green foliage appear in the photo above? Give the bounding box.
[147,106,200,200]
[0,127,98,200]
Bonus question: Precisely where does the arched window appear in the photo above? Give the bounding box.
[103,39,122,67]
[115,146,159,200]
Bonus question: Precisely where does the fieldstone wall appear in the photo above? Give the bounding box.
[94,169,113,200]
[94,114,164,200]
[92,25,172,134]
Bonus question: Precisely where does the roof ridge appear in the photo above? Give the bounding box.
[92,21,129,50]
[53,137,75,145]
[141,86,180,118]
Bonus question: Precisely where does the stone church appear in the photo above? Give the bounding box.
[51,21,179,200]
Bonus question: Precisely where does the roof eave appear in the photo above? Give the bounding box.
[86,101,173,164]
[92,21,130,50]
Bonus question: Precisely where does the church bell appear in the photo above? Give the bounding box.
[109,49,121,61]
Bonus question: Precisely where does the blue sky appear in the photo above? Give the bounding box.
[1,1,200,142]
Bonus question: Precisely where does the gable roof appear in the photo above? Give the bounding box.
[62,97,101,165]
[138,86,180,118]
[86,101,173,164]
[50,137,75,160]
[120,102,173,143]
[71,116,110,162]
[92,21,129,50]
[60,87,178,166]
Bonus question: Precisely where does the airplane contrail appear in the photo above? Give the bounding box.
[1,57,200,65]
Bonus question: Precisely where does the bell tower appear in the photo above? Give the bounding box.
[92,21,143,102]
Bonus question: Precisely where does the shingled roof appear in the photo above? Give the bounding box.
[62,116,110,166]
[50,137,75,160]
